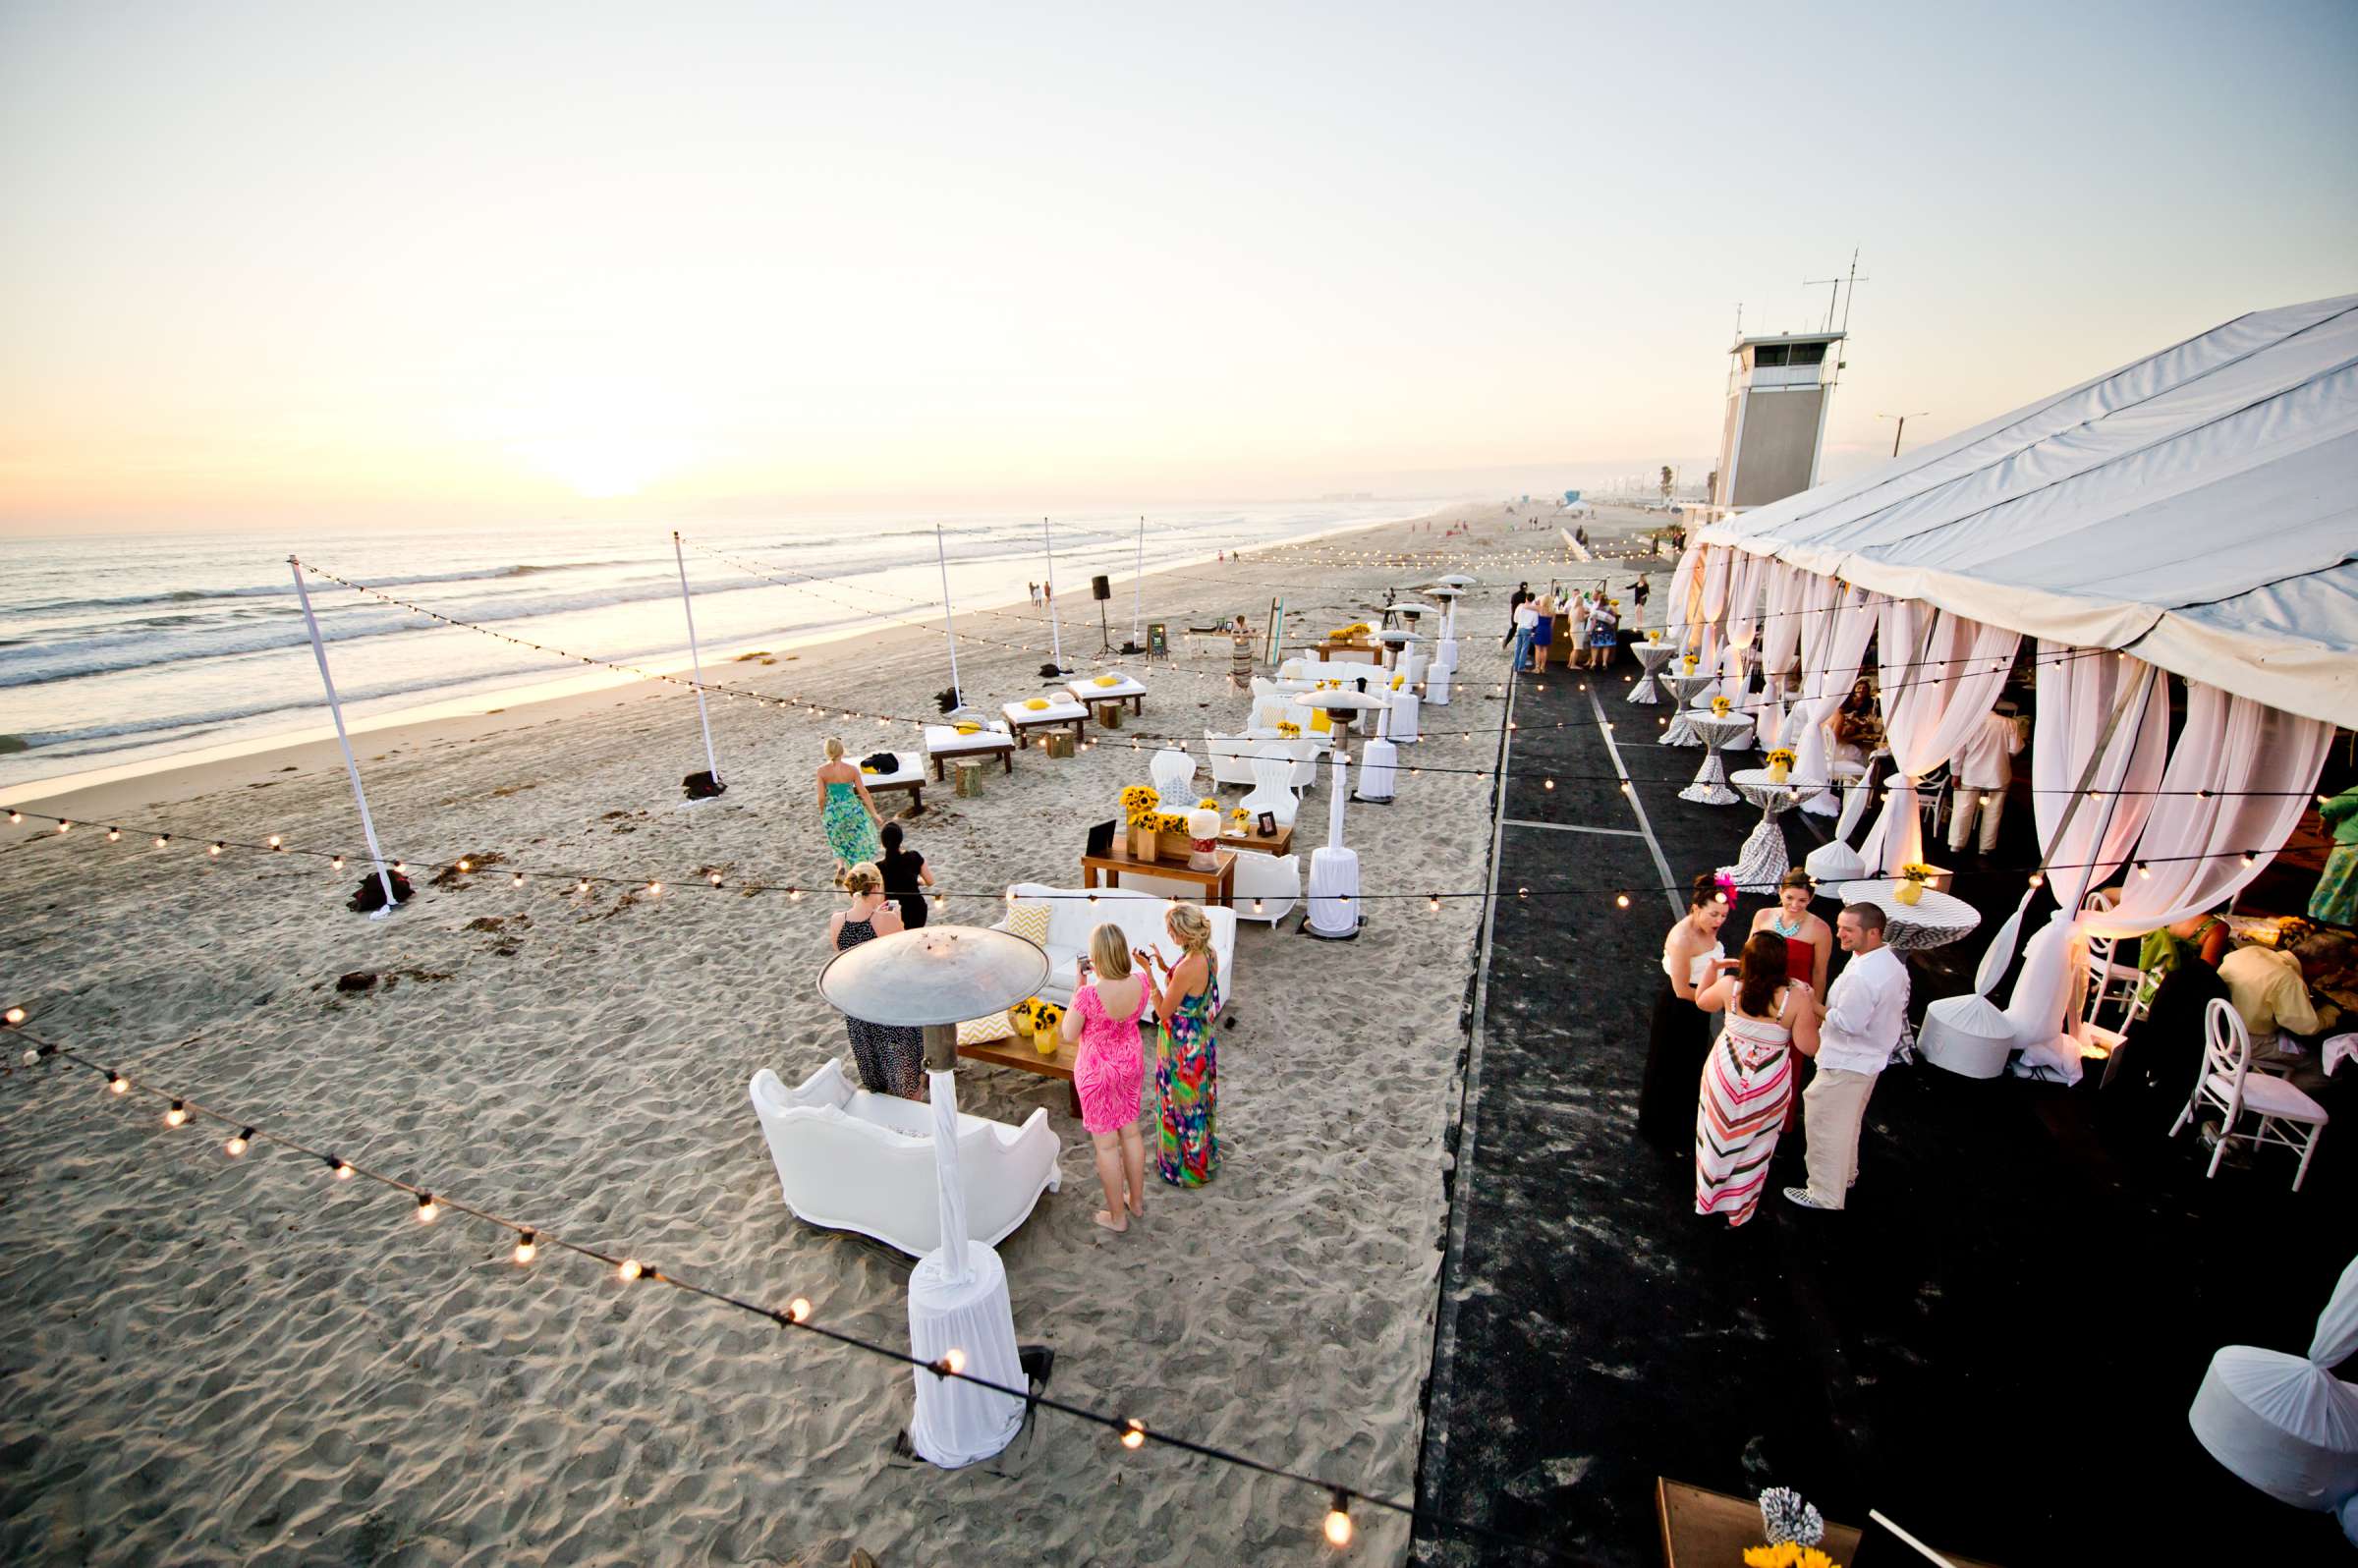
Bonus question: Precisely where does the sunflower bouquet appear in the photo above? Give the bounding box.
[1711,695,1733,717]
[1896,862,1937,906]
[1119,784,1160,826]
[1766,746,1797,783]
[1275,720,1302,739]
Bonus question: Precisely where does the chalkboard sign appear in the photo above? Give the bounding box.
[1146,621,1168,660]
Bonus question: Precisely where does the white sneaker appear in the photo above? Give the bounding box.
[1782,1186,1836,1211]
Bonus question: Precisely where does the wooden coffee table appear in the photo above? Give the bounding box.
[958,1032,1083,1117]
[1656,1479,2004,1568]
[1080,843,1237,908]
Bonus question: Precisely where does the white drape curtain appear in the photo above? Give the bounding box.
[1999,650,2171,1078]
[1782,580,1874,800]
[1861,611,2021,873]
[1666,544,1705,652]
[1754,562,1808,749]
[1720,550,1768,704]
[1699,545,1731,669]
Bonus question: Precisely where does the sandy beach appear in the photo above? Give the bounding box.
[0,504,1666,1566]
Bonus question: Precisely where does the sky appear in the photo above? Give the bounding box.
[2,1,2353,533]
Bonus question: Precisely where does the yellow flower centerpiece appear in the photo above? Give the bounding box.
[1765,747,1797,784]
[1198,798,1218,812]
[1711,695,1733,717]
[1030,1000,1064,1055]
[1229,806,1253,828]
[1681,654,1699,673]
[1120,784,1162,857]
[1896,862,1936,906]
[1275,720,1302,738]
[1742,1546,1839,1568]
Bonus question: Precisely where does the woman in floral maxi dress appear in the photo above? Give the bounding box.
[1141,903,1221,1186]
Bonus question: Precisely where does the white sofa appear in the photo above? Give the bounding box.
[1233,853,1302,924]
[1208,729,1320,790]
[748,1059,1059,1258]
[992,883,1236,1020]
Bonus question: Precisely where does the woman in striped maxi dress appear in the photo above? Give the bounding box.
[1693,932,1820,1227]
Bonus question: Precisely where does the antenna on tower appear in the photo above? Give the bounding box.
[1838,248,1868,336]
[1803,250,1871,335]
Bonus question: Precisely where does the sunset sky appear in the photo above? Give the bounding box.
[3,1,2353,532]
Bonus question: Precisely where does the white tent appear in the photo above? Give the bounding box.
[1696,293,2358,730]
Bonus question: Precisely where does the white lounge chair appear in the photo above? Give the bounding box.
[748,1059,1060,1257]
[1001,695,1089,748]
[1064,671,1148,714]
[923,720,1016,781]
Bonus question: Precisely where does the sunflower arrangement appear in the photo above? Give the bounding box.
[1198,798,1218,812]
[1119,784,1160,825]
[1711,695,1733,717]
[1766,745,1798,782]
[1229,806,1253,826]
[1741,1547,1838,1568]
[1275,720,1302,738]
[1896,862,1937,905]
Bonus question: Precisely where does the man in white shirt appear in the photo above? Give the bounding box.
[1946,706,2025,857]
[1511,598,1540,671]
[1785,903,1910,1211]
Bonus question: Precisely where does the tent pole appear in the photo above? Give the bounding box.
[935,525,964,711]
[289,556,400,917]
[671,532,721,786]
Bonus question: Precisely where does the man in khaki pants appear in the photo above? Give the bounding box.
[1785,904,1909,1210]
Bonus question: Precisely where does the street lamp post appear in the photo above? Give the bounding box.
[1878,411,1930,458]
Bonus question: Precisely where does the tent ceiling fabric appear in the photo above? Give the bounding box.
[1697,293,2358,729]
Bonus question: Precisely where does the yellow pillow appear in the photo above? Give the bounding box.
[860,765,878,774]
[1024,698,1050,711]
[954,722,981,735]
[1005,901,1052,947]
[1309,707,1331,734]
[1390,674,1405,690]
[957,1012,1017,1045]
[1094,675,1119,687]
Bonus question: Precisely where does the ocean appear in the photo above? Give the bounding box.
[0,502,1421,795]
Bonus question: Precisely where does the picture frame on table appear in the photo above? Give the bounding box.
[1257,811,1277,837]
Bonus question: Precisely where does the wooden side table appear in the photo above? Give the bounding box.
[1080,844,1237,908]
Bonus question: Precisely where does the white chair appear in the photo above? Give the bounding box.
[1233,852,1302,924]
[991,883,1237,1017]
[1150,746,1195,799]
[747,1059,1060,1257]
[2170,998,2330,1191]
[1207,731,1261,789]
[1240,746,1301,828]
[2079,892,2145,1026]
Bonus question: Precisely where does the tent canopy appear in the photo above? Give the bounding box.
[1697,293,2358,729]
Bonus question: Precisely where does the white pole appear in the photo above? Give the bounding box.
[289,556,400,917]
[671,532,720,784]
[1132,514,1145,647]
[1041,516,1065,672]
[934,525,964,709]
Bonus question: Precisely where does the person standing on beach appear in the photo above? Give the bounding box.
[1503,582,1531,648]
[1638,872,1734,1148]
[1141,902,1220,1186]
[827,865,924,1098]
[1785,904,1906,1212]
[816,737,883,885]
[1061,924,1151,1231]
[1029,582,1039,605]
[877,820,932,929]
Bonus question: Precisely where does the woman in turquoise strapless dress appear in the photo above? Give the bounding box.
[815,737,883,883]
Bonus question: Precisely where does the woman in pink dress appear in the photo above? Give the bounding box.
[1059,924,1151,1233]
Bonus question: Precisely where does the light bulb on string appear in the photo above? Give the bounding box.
[268,835,283,851]
[155,835,171,848]
[1323,1492,1354,1547]
[107,1072,129,1094]
[1616,893,1631,908]
[416,1193,438,1223]
[164,1099,187,1127]
[577,880,591,895]
[457,859,473,873]
[512,1229,537,1263]
[708,872,723,886]
[225,1128,252,1157]
[513,872,526,888]
[1120,1419,1147,1449]
[786,1296,813,1324]
[618,1258,644,1282]
[941,1347,967,1374]
[107,827,121,842]
[2,1006,23,1026]
[332,857,345,870]
[208,842,223,857]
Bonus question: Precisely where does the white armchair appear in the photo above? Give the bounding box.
[1150,746,1196,799]
[1240,747,1301,827]
[1233,853,1302,923]
[748,1059,1060,1257]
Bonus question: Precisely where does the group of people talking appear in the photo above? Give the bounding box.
[1640,869,1911,1226]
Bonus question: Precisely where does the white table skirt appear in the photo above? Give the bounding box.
[1679,716,1760,806]
[1720,767,1805,890]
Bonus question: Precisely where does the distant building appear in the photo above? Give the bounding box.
[1711,330,1843,511]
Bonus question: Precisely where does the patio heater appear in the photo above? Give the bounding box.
[1301,687,1387,938]
[815,924,1049,1467]
[1426,583,1468,704]
[1354,632,1421,804]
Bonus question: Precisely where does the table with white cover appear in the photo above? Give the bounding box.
[1833,879,1984,953]
[1659,673,1721,746]
[1628,642,1678,705]
[1720,768,1806,890]
[1678,713,1760,806]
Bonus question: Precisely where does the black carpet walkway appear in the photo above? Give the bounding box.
[1413,664,2352,1567]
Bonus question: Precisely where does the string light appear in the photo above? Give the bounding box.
[164,1099,187,1127]
[707,871,723,886]
[786,1296,813,1323]
[457,859,473,872]
[225,1128,253,1157]
[3,1006,23,1026]
[1616,893,1630,908]
[329,1157,354,1179]
[1120,1418,1147,1449]
[268,834,283,851]
[646,881,662,897]
[513,872,527,887]
[207,842,223,857]
[1325,1491,1355,1546]
[417,1193,438,1223]
[6,810,19,823]
[577,879,591,895]
[154,835,171,848]
[107,1072,129,1093]
[618,1258,644,1282]
[107,827,121,842]
[331,856,344,870]
[941,1347,968,1374]
[514,1229,537,1264]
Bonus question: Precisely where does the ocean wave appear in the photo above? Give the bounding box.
[9,559,638,619]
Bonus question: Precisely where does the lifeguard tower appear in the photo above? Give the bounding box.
[1711,329,1843,512]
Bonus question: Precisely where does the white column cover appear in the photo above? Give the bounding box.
[2188,1253,2358,1516]
[1861,610,2021,873]
[1999,651,2170,1077]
